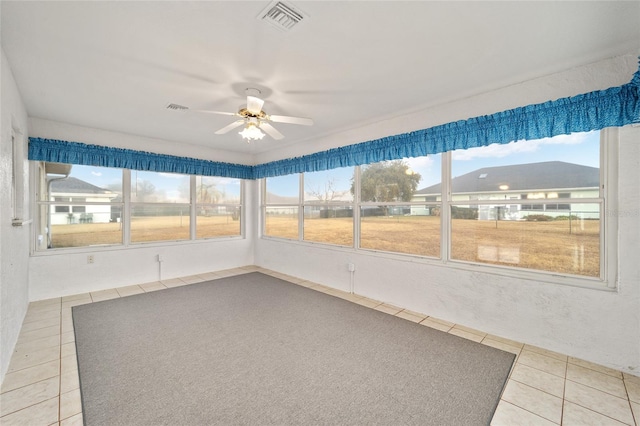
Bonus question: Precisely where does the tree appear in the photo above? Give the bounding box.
[353,160,421,214]
[307,178,347,203]
[306,178,348,218]
[196,182,221,204]
[134,179,156,202]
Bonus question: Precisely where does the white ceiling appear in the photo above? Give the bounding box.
[2,1,639,159]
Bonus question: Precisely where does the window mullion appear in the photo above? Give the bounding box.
[299,173,304,241]
[260,179,264,237]
[441,151,451,262]
[122,169,131,246]
[190,175,196,240]
[353,166,361,250]
[602,128,618,287]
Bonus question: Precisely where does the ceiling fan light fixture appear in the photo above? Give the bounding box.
[239,122,265,141]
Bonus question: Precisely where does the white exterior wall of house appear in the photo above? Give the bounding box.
[411,188,601,219]
[49,193,116,225]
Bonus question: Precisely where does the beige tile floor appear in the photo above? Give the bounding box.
[1,266,638,425]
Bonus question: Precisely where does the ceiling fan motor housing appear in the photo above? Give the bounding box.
[238,108,267,120]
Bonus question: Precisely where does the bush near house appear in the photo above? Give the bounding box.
[451,206,478,220]
[524,214,553,222]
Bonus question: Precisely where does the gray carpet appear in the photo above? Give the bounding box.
[72,272,515,426]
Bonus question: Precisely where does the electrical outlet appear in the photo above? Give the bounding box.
[348,263,355,272]
[87,255,94,264]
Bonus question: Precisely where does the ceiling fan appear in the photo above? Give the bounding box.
[168,88,313,142]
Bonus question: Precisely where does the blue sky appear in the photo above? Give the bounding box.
[268,131,600,195]
[450,131,599,177]
[69,167,242,202]
[69,131,599,198]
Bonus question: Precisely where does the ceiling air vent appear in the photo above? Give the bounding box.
[166,103,189,111]
[259,1,306,32]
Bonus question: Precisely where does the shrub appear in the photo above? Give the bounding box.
[451,206,478,220]
[553,215,579,221]
[524,214,553,222]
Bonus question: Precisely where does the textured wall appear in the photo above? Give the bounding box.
[0,48,30,383]
[255,57,640,375]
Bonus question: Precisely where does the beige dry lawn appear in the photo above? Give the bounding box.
[51,215,240,247]
[53,214,599,277]
[266,215,600,277]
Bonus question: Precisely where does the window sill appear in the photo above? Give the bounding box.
[259,236,616,292]
[31,235,246,257]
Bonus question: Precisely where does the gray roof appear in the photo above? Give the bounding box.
[51,177,112,194]
[415,161,599,195]
[265,192,299,204]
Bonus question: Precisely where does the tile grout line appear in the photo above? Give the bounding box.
[508,376,564,402]
[501,399,560,425]
[623,378,638,426]
[58,300,63,424]
[567,359,626,379]
[511,357,566,380]
[564,376,631,400]
[564,398,637,426]
[560,357,567,425]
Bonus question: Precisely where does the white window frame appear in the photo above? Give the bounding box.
[11,126,28,226]
[261,129,618,289]
[33,165,245,252]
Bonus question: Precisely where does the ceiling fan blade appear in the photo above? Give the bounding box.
[260,122,284,140]
[215,120,245,135]
[246,96,265,115]
[192,109,238,117]
[166,104,238,116]
[269,115,314,126]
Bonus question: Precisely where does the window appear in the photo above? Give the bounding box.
[130,170,191,243]
[450,131,601,278]
[261,130,609,283]
[359,156,441,257]
[303,167,354,246]
[35,164,244,250]
[38,164,123,249]
[195,176,242,239]
[53,197,87,213]
[264,174,300,240]
[54,197,70,213]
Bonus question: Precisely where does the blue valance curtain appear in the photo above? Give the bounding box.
[28,138,254,179]
[253,63,640,178]
[29,60,640,180]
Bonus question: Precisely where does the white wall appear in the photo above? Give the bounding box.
[27,124,257,300]
[0,48,30,382]
[29,235,255,301]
